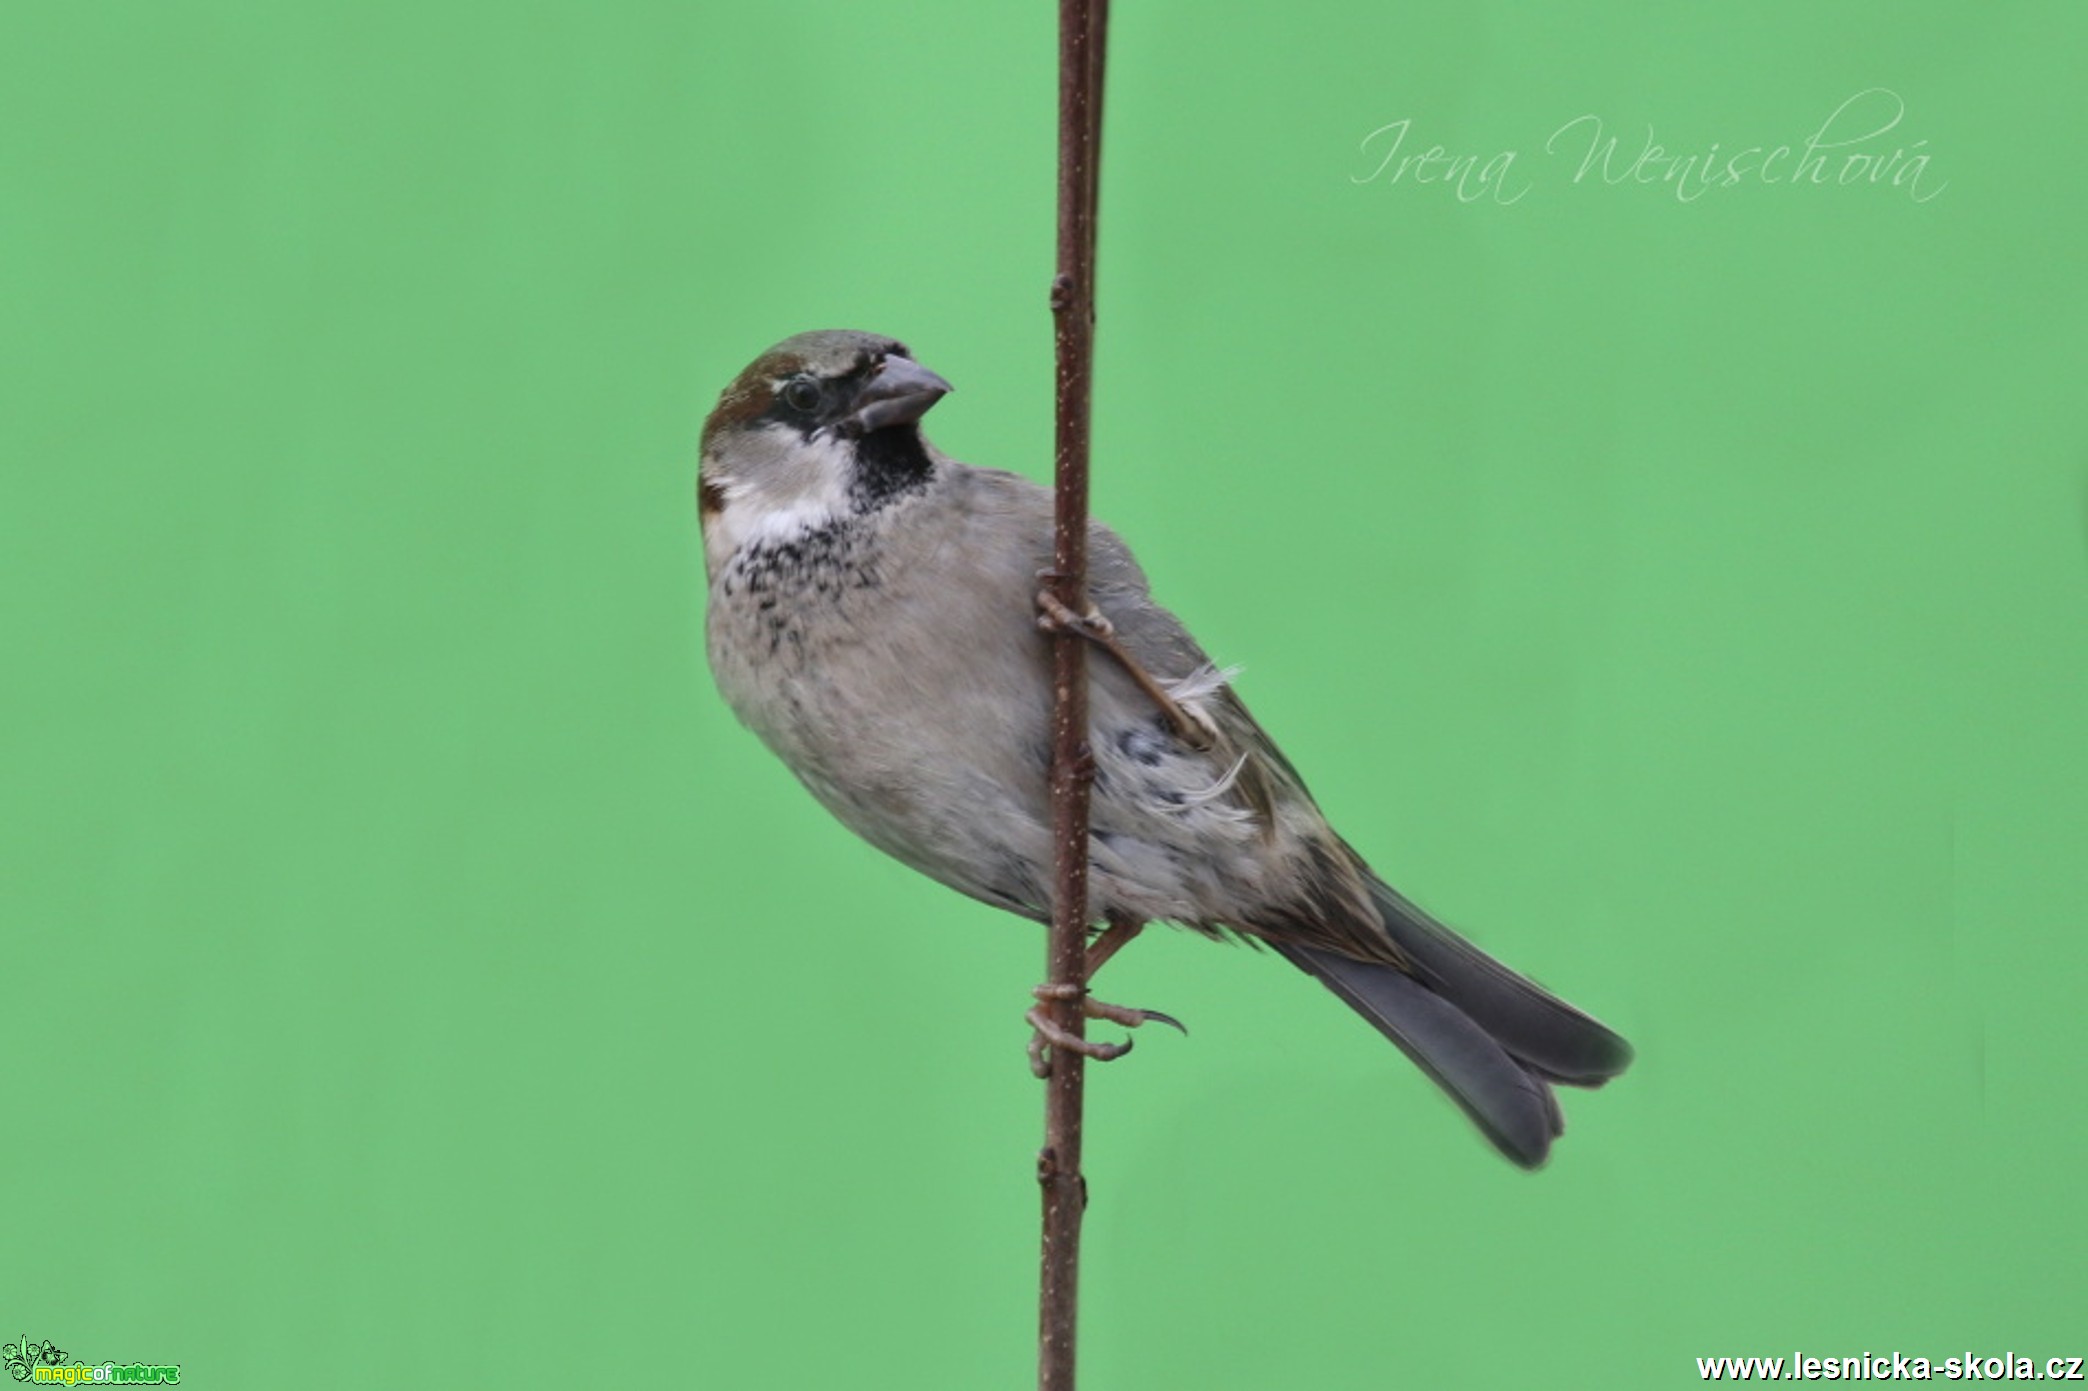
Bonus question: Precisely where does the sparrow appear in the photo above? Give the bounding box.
[697,329,1631,1168]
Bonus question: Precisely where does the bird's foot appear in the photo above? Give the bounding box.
[1026,990,1187,1077]
[1026,919,1186,1077]
[1034,583,1218,751]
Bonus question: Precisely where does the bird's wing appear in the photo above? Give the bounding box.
[1084,520,1399,959]
[1084,520,1317,832]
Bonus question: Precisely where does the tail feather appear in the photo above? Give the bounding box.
[1277,943,1563,1169]
[1370,879,1633,1086]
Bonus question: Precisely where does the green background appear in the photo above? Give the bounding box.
[5,1,2084,1386]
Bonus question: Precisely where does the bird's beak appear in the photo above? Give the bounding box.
[837,355,953,437]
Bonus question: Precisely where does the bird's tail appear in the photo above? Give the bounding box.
[1276,878,1631,1169]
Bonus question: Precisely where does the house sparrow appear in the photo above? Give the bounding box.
[698,329,1631,1168]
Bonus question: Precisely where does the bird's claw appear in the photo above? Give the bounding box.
[1033,586,1217,753]
[1027,1005,1134,1076]
[1120,1005,1188,1036]
[1026,982,1185,1076]
[1033,588,1113,641]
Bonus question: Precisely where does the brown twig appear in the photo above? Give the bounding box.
[1038,2,1108,1389]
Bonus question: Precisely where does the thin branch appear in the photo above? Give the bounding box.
[1038,2,1108,1390]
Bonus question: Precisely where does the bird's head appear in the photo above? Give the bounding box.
[698,330,953,562]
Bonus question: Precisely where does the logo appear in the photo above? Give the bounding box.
[2,1339,65,1383]
[2,1337,178,1386]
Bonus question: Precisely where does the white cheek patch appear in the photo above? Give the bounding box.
[711,494,842,553]
[704,424,857,555]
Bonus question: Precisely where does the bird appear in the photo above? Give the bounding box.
[697,328,1632,1168]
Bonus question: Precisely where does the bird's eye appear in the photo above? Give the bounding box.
[781,379,821,414]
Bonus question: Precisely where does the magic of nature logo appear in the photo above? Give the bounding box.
[1,1338,64,1383]
[2,1335,178,1385]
